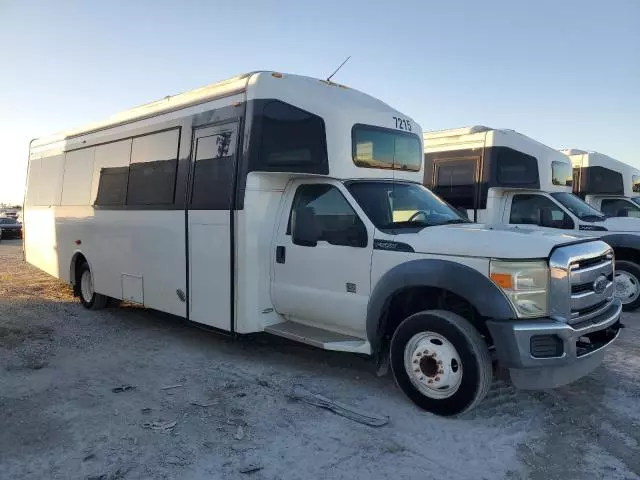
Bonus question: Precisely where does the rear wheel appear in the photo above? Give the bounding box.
[614,260,640,311]
[390,310,492,416]
[78,262,108,310]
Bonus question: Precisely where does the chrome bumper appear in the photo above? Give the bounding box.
[486,299,623,389]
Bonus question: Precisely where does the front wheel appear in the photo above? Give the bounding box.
[614,260,640,311]
[78,262,109,310]
[390,310,492,416]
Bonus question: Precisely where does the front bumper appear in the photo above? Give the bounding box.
[486,299,622,389]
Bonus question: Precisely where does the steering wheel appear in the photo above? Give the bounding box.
[408,210,429,222]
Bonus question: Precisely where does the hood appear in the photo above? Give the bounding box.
[601,217,640,233]
[404,223,583,259]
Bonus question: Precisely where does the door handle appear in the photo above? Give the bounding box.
[276,246,286,264]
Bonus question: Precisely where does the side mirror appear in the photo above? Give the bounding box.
[540,208,555,228]
[346,221,368,248]
[617,208,629,217]
[292,206,319,247]
[456,207,469,219]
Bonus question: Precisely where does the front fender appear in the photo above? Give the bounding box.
[600,233,640,251]
[366,259,516,353]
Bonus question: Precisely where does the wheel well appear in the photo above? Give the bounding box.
[613,247,640,264]
[380,287,493,350]
[70,252,87,295]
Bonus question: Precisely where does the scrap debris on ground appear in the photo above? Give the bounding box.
[0,240,638,480]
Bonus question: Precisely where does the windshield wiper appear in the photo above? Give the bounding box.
[579,214,606,222]
[440,218,469,225]
[381,220,433,229]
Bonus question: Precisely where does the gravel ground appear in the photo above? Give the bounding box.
[0,239,638,480]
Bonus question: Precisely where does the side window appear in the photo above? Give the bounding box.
[24,156,42,207]
[93,139,132,206]
[256,101,328,173]
[287,184,367,248]
[127,129,180,205]
[36,153,64,206]
[510,194,573,229]
[434,159,477,209]
[190,124,237,210]
[495,148,539,185]
[61,147,95,206]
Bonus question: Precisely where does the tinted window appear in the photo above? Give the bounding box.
[600,199,640,218]
[510,194,573,229]
[496,148,539,185]
[551,161,573,186]
[127,129,180,205]
[190,124,237,210]
[259,101,327,170]
[434,159,477,209]
[287,184,367,247]
[93,139,132,206]
[352,126,421,171]
[574,166,623,195]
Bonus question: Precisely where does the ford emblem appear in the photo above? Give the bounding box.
[593,274,608,295]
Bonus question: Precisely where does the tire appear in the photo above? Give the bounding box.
[614,260,640,311]
[390,310,492,416]
[78,262,108,310]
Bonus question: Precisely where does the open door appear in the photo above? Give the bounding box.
[187,122,238,330]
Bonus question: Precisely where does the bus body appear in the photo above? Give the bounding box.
[562,149,640,218]
[24,75,621,415]
[424,125,640,310]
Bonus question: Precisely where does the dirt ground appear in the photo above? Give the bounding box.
[0,240,638,480]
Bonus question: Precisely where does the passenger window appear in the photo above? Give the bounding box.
[127,129,180,205]
[190,125,237,210]
[287,184,367,248]
[434,159,478,209]
[258,101,327,171]
[510,194,573,229]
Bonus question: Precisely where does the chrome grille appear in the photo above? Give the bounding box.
[549,241,615,324]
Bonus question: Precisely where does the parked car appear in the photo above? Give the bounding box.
[0,217,22,239]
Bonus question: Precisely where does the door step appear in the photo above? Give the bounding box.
[264,321,371,354]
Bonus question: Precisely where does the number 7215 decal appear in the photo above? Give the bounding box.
[393,116,412,132]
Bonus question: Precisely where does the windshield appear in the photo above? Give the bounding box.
[632,197,640,207]
[550,192,606,221]
[599,198,640,218]
[346,181,468,231]
[352,125,421,171]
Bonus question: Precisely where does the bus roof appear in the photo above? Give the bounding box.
[31,71,402,150]
[31,72,255,148]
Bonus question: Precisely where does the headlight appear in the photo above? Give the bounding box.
[489,260,549,318]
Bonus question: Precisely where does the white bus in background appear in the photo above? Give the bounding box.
[24,74,622,415]
[562,149,640,218]
[424,125,640,310]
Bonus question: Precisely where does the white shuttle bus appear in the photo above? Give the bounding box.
[424,125,640,310]
[562,149,640,218]
[25,74,622,415]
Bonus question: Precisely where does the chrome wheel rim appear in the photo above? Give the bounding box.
[403,332,463,399]
[614,270,640,304]
[80,269,94,303]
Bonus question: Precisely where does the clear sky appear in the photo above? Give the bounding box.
[1,0,638,204]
